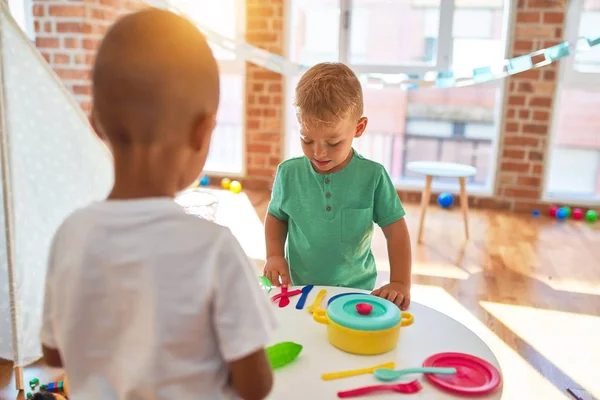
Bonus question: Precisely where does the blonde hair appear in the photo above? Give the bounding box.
[294,62,363,127]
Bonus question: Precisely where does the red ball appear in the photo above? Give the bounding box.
[549,206,559,217]
[355,303,373,316]
[572,208,584,220]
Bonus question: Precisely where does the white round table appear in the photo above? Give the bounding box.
[267,286,502,400]
[405,161,477,244]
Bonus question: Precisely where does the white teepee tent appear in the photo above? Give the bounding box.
[0,2,113,389]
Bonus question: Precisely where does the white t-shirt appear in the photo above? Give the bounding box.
[40,198,277,399]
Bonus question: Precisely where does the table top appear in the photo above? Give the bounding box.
[406,161,477,178]
[267,286,503,400]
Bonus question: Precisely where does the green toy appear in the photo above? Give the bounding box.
[586,209,598,223]
[266,341,303,369]
[259,276,272,294]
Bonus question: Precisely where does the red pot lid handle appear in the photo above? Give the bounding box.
[355,303,373,315]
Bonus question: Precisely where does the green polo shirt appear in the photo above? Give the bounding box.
[267,149,406,291]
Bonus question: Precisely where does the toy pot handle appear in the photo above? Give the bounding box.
[400,311,414,327]
[313,309,330,325]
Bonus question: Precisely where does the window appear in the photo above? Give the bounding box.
[7,0,34,40]
[170,0,246,175]
[285,0,510,192]
[545,0,600,202]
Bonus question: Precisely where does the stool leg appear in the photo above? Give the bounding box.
[458,177,469,240]
[418,175,433,244]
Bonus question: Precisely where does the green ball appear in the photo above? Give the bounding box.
[586,209,598,223]
[564,206,572,217]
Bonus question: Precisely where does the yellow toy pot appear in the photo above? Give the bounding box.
[313,294,414,355]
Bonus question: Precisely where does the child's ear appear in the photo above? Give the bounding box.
[191,113,216,151]
[354,117,368,138]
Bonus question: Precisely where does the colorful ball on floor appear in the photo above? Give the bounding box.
[549,205,559,217]
[572,208,584,220]
[200,175,210,186]
[556,207,569,220]
[586,209,598,223]
[229,180,242,194]
[221,178,231,189]
[437,192,453,208]
[532,209,540,217]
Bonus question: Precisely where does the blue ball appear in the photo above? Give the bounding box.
[200,175,210,186]
[556,207,569,220]
[532,209,540,217]
[437,192,454,208]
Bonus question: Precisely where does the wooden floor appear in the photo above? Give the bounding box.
[2,188,599,400]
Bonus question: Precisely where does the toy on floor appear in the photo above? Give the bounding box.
[437,192,453,208]
[572,208,584,220]
[313,294,414,355]
[549,205,559,217]
[532,209,540,217]
[586,209,598,223]
[556,207,569,220]
[266,341,303,369]
[321,362,395,381]
[229,180,242,194]
[220,177,231,189]
[200,175,210,186]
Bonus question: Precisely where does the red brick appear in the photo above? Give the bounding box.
[248,6,274,18]
[515,69,541,80]
[54,53,70,64]
[54,68,90,81]
[504,187,540,199]
[502,149,526,160]
[247,18,268,31]
[33,5,44,17]
[544,12,564,24]
[34,21,40,33]
[82,39,101,50]
[44,22,52,33]
[258,95,270,105]
[48,5,84,17]
[544,70,556,80]
[514,40,534,52]
[529,151,544,161]
[506,108,516,119]
[501,162,530,173]
[247,119,260,130]
[40,52,51,63]
[503,136,539,147]
[36,37,60,49]
[529,97,552,108]
[506,122,519,133]
[64,37,80,49]
[527,0,562,8]
[252,83,265,92]
[508,95,526,106]
[56,22,92,34]
[532,163,544,175]
[517,11,540,23]
[246,32,278,44]
[517,176,542,187]
[522,124,548,135]
[72,85,91,95]
[519,109,530,119]
[532,110,549,121]
[517,81,534,93]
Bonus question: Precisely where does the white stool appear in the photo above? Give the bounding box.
[406,161,477,244]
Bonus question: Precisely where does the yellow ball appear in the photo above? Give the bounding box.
[230,180,242,194]
[221,178,231,189]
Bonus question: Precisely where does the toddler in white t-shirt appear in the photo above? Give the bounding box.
[40,8,277,400]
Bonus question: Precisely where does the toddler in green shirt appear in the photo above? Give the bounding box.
[263,62,412,310]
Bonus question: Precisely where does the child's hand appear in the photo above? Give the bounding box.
[371,282,411,310]
[263,256,291,287]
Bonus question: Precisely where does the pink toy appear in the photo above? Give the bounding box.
[337,380,422,398]
[572,208,584,220]
[549,206,559,217]
[355,303,373,316]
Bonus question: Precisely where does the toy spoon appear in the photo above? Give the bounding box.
[374,367,456,382]
[337,380,422,398]
[322,362,395,381]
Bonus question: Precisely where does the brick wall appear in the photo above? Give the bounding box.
[33,0,145,114]
[244,0,285,189]
[495,0,566,212]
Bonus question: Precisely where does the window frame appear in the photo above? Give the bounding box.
[7,0,35,41]
[560,0,600,89]
[283,0,513,196]
[543,0,600,205]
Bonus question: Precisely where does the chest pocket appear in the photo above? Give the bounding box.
[341,208,373,245]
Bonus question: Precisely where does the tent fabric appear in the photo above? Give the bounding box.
[0,3,113,366]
